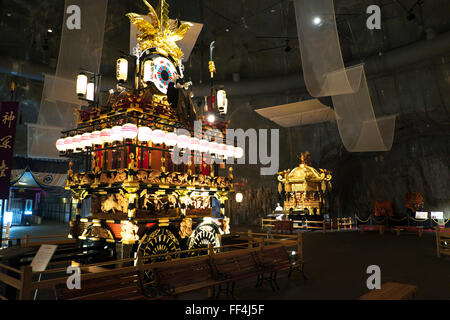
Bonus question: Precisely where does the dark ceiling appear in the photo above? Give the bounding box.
[1,0,449,84]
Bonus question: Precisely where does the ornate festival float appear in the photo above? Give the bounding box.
[273,152,332,225]
[55,0,241,263]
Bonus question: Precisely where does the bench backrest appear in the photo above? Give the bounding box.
[152,257,214,289]
[212,249,260,278]
[255,245,291,267]
[56,271,141,300]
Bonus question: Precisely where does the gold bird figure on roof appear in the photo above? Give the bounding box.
[127,0,193,62]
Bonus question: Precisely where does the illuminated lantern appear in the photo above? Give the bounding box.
[142,60,153,83]
[90,131,102,146]
[207,114,215,123]
[64,137,74,151]
[235,147,244,159]
[226,145,235,158]
[81,132,92,148]
[236,192,243,203]
[209,141,219,155]
[100,128,112,144]
[121,123,138,140]
[72,135,82,150]
[198,139,210,153]
[76,73,88,97]
[218,143,227,157]
[86,82,95,101]
[177,134,189,149]
[217,90,228,115]
[188,137,200,151]
[116,57,128,83]
[56,139,66,152]
[165,132,178,146]
[111,126,123,142]
[151,129,166,144]
[138,126,152,142]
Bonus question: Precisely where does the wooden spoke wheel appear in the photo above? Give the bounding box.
[137,226,181,285]
[187,223,221,256]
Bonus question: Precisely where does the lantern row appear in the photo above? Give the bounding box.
[56,124,244,159]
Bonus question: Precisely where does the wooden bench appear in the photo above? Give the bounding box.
[56,267,146,300]
[359,282,417,300]
[149,256,222,299]
[436,227,450,258]
[359,225,384,235]
[255,245,306,290]
[211,249,264,298]
[393,226,423,237]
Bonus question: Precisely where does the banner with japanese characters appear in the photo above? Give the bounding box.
[0,102,19,199]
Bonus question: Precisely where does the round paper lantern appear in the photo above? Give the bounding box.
[177,134,189,149]
[188,137,200,151]
[110,126,123,142]
[236,192,243,203]
[90,131,102,146]
[165,132,178,146]
[81,133,92,148]
[122,123,138,140]
[100,128,112,144]
[226,145,235,158]
[151,129,166,144]
[235,147,244,159]
[72,135,82,149]
[209,141,219,155]
[64,137,74,151]
[138,126,152,142]
[198,139,210,153]
[56,139,66,152]
[218,143,227,156]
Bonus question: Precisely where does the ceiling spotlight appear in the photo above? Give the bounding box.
[271,9,276,13]
[7,13,12,17]
[47,29,53,33]
[225,27,230,32]
[313,17,322,25]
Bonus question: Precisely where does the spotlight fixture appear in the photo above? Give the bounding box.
[313,17,322,25]
[207,114,215,123]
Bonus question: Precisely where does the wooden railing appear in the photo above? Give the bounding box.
[0,231,303,300]
[1,234,75,248]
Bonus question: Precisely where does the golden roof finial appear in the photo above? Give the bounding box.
[127,0,193,62]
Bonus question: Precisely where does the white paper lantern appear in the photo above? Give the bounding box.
[110,126,123,142]
[64,137,74,151]
[86,82,95,101]
[72,135,82,150]
[165,132,178,146]
[198,139,210,153]
[100,128,112,144]
[235,147,244,159]
[116,57,128,83]
[188,137,200,151]
[56,139,66,152]
[151,129,166,144]
[177,134,190,149]
[209,141,219,155]
[138,126,152,142]
[236,192,243,203]
[121,123,138,140]
[218,143,227,156]
[90,131,102,146]
[81,133,92,148]
[143,60,153,83]
[226,145,235,158]
[76,73,88,96]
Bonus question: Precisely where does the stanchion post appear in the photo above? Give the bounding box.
[297,233,303,261]
[248,229,253,248]
[24,235,30,247]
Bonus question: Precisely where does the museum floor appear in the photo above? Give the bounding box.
[8,223,450,300]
